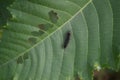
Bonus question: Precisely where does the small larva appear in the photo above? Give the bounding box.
[63,31,71,48]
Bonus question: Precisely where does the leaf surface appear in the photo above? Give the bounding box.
[0,0,120,80]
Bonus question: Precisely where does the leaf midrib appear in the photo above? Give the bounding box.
[0,0,92,67]
[18,0,92,56]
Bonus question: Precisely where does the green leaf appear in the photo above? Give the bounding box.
[0,0,120,80]
[110,0,120,70]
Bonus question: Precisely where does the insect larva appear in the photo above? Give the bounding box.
[63,31,71,48]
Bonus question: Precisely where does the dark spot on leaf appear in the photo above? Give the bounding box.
[48,10,58,23]
[23,53,29,60]
[38,24,45,30]
[17,56,23,64]
[38,23,53,31]
[17,53,29,64]
[28,37,37,44]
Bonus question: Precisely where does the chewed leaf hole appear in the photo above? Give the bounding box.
[28,37,37,44]
[48,10,59,23]
[16,53,29,64]
[38,23,53,31]
[38,24,45,30]
[23,53,29,60]
[17,56,23,64]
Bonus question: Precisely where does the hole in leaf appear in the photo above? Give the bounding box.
[17,56,23,64]
[23,53,29,60]
[38,23,53,31]
[38,24,45,30]
[17,53,29,64]
[48,10,59,24]
[28,37,37,44]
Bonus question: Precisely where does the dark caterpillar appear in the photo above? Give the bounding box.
[63,31,71,48]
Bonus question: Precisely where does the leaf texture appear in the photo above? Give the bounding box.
[0,0,120,80]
